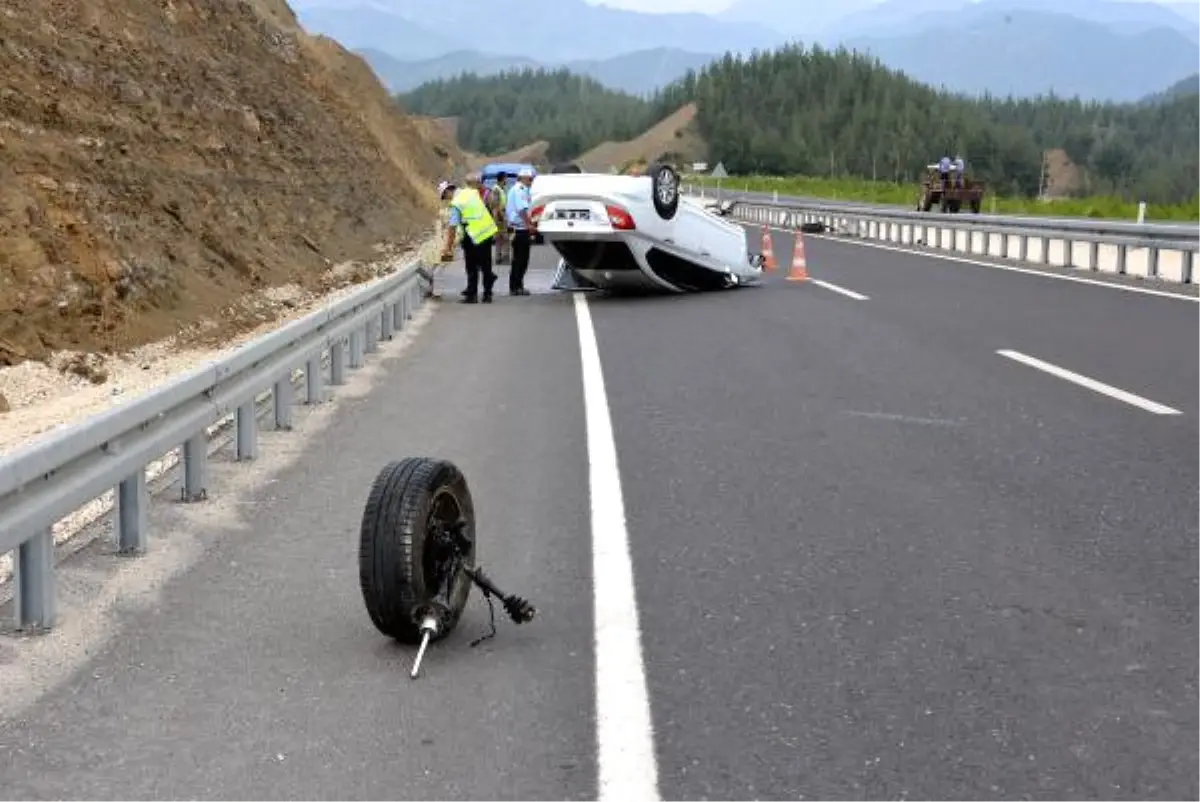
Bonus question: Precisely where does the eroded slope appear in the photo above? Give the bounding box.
[0,0,458,365]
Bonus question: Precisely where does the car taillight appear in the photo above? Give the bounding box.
[605,204,635,230]
[530,204,545,224]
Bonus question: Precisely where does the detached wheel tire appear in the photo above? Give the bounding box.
[358,457,477,644]
[648,161,680,221]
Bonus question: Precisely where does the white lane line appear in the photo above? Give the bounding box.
[996,349,1183,415]
[807,231,1199,302]
[573,293,661,802]
[811,278,869,300]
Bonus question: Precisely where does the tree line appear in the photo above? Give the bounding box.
[399,45,1199,203]
[400,68,654,163]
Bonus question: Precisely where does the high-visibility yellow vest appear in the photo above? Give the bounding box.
[451,187,498,244]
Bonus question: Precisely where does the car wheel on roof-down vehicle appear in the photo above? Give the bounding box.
[648,161,680,221]
[358,457,477,644]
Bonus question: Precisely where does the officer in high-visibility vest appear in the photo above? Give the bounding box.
[439,178,498,304]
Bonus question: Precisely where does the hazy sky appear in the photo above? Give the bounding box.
[584,0,735,10]
[583,0,1182,11]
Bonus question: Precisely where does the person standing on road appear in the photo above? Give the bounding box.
[505,166,535,296]
[439,178,498,304]
[488,172,511,266]
[938,154,952,192]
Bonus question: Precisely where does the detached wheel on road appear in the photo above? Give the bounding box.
[358,457,477,644]
[648,161,680,221]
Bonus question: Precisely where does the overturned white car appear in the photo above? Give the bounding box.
[530,163,764,294]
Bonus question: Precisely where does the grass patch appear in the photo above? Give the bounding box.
[688,174,1199,222]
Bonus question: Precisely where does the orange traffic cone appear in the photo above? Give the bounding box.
[786,233,809,282]
[760,226,778,271]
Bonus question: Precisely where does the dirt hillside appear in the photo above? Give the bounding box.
[467,140,552,171]
[576,103,706,172]
[1043,148,1083,198]
[0,0,461,367]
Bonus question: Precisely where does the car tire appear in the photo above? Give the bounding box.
[647,161,680,221]
[358,457,477,644]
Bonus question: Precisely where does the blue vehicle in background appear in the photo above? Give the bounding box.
[480,162,536,189]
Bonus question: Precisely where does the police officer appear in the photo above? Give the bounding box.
[439,177,498,304]
[505,166,535,296]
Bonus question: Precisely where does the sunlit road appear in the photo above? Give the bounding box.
[1,236,1195,800]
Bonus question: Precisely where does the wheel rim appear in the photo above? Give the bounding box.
[422,487,470,606]
[655,168,677,205]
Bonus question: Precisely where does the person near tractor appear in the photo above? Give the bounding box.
[938,155,952,193]
[486,171,512,266]
[505,166,535,296]
[953,155,965,188]
[439,177,498,304]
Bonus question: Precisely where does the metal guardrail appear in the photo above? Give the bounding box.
[683,183,1200,230]
[0,261,432,632]
[688,191,1199,283]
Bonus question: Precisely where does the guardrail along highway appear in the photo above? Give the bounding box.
[0,213,1196,800]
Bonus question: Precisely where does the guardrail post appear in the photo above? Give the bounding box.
[182,434,207,502]
[306,353,324,404]
[1038,236,1050,265]
[349,328,365,369]
[235,401,257,461]
[393,299,405,331]
[13,529,56,632]
[1148,248,1160,279]
[1016,234,1027,262]
[381,303,395,340]
[330,338,347,385]
[273,375,294,430]
[1088,240,1099,272]
[365,318,379,354]
[1116,244,1128,275]
[115,469,148,554]
[1183,250,1194,284]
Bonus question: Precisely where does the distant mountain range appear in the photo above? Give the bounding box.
[842,7,1200,101]
[289,0,1200,102]
[1140,72,1200,103]
[358,47,718,96]
[288,0,778,62]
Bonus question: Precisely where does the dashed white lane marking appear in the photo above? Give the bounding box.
[572,293,661,801]
[747,221,1198,302]
[806,230,1200,303]
[811,278,869,300]
[997,349,1183,415]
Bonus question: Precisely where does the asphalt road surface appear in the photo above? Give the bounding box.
[0,234,1196,801]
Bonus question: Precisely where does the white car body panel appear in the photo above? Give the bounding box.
[530,173,763,294]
